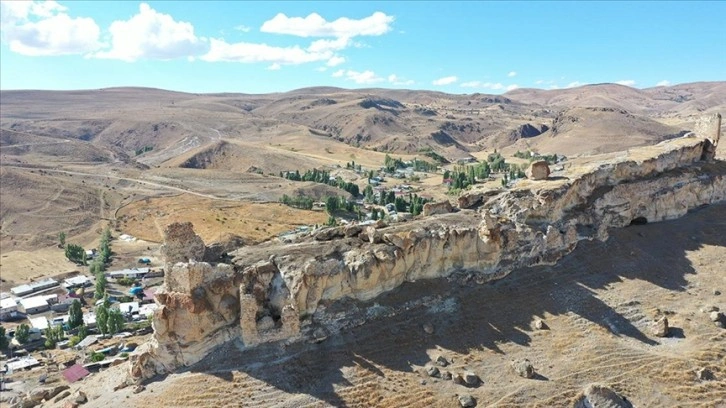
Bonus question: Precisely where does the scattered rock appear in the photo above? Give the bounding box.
[651,316,669,337]
[534,318,548,330]
[526,160,550,180]
[453,373,465,385]
[73,390,87,404]
[423,322,434,334]
[512,359,535,378]
[435,355,449,367]
[458,394,477,407]
[53,390,71,403]
[426,366,440,377]
[343,224,363,237]
[714,290,722,296]
[463,371,480,386]
[574,384,633,408]
[701,306,719,313]
[419,379,427,385]
[442,371,452,380]
[133,385,146,394]
[697,368,716,381]
[709,311,723,322]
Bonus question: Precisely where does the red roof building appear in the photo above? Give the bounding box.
[62,364,90,383]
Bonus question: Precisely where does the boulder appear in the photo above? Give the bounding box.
[441,371,452,380]
[651,316,669,337]
[458,394,477,407]
[314,227,344,241]
[426,366,440,377]
[73,390,87,404]
[534,318,548,330]
[343,224,363,237]
[423,201,453,217]
[511,359,535,378]
[697,368,715,381]
[526,160,550,180]
[53,390,71,403]
[360,226,382,244]
[463,371,480,386]
[574,384,633,408]
[133,385,146,394]
[453,373,464,385]
[435,355,449,367]
[709,311,724,323]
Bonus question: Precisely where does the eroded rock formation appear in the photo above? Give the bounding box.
[131,134,726,381]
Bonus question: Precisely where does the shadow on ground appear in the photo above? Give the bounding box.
[186,202,726,407]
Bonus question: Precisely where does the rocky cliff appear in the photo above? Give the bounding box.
[130,126,725,381]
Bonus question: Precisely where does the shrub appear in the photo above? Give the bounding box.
[91,353,105,362]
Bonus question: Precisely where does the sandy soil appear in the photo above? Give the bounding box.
[60,202,726,408]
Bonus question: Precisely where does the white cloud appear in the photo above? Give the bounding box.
[388,74,414,86]
[202,38,330,64]
[308,36,350,53]
[656,80,671,87]
[460,81,504,90]
[315,66,327,72]
[95,3,206,61]
[566,81,584,88]
[507,71,517,77]
[1,0,102,56]
[506,84,519,91]
[326,55,345,67]
[235,25,251,33]
[432,76,458,86]
[268,63,281,70]
[615,79,636,87]
[261,12,394,38]
[332,69,384,84]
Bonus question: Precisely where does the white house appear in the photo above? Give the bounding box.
[10,278,59,296]
[18,296,50,314]
[29,316,49,330]
[63,276,92,290]
[106,268,150,280]
[117,301,140,316]
[0,298,19,320]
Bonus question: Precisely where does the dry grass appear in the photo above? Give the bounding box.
[117,193,328,244]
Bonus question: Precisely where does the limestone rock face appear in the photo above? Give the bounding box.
[526,160,550,180]
[422,200,453,216]
[161,222,206,265]
[130,135,726,381]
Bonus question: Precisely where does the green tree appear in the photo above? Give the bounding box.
[68,299,83,329]
[96,304,109,336]
[78,324,88,341]
[326,215,337,227]
[89,259,105,275]
[44,325,65,349]
[65,244,87,265]
[325,196,338,214]
[0,327,8,349]
[94,272,107,300]
[58,232,66,247]
[107,308,125,335]
[15,323,30,344]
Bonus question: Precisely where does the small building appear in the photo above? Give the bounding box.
[83,311,97,328]
[29,316,49,330]
[49,315,69,328]
[85,249,97,259]
[10,278,59,297]
[0,297,19,320]
[75,335,98,350]
[106,267,150,280]
[63,276,92,290]
[51,298,76,313]
[18,296,50,314]
[62,364,90,383]
[4,356,40,373]
[117,301,140,317]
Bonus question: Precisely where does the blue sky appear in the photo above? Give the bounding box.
[1,1,724,94]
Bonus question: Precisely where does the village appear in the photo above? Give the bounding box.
[0,236,163,403]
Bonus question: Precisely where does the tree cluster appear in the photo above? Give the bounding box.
[281,168,359,196]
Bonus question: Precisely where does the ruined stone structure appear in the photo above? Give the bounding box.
[130,130,726,381]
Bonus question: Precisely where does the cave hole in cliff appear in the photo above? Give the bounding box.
[630,217,648,226]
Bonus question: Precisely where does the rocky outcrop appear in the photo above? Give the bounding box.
[131,135,726,381]
[161,222,205,265]
[526,160,550,180]
[574,384,633,408]
[422,200,453,216]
